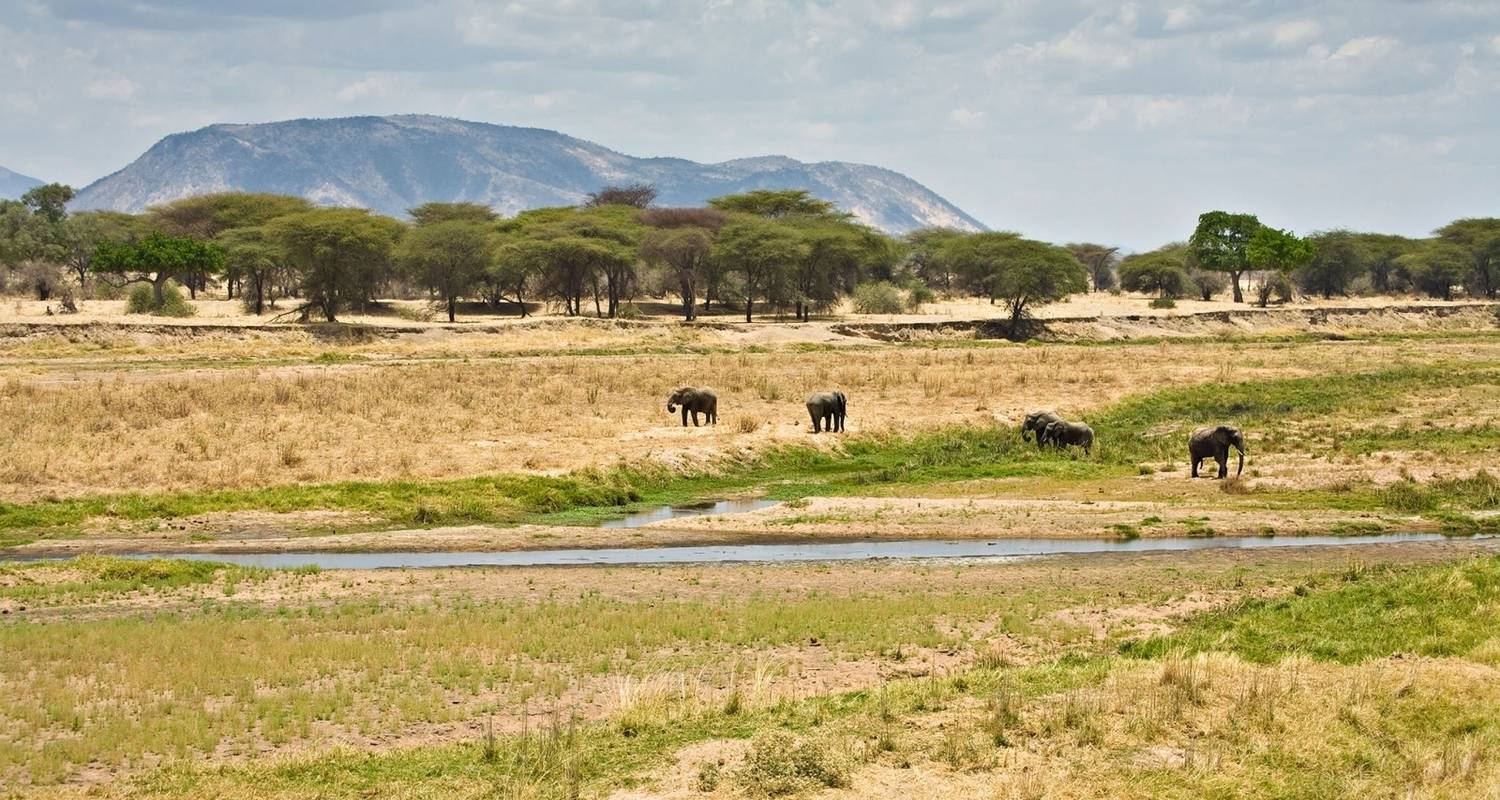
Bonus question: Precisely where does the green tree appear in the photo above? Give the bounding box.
[150,193,313,299]
[1066,243,1120,292]
[944,233,1086,334]
[639,207,728,321]
[408,202,498,226]
[92,232,224,310]
[60,211,145,289]
[786,219,896,320]
[1396,241,1469,300]
[1246,226,1315,307]
[397,221,494,322]
[708,190,840,220]
[1296,230,1365,299]
[19,183,75,224]
[902,227,966,291]
[499,207,641,317]
[1349,233,1417,294]
[1436,218,1500,298]
[713,216,806,322]
[1190,211,1260,303]
[1119,247,1194,298]
[585,184,657,209]
[267,209,404,322]
[217,226,285,315]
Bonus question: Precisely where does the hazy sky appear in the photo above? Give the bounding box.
[2,0,1497,248]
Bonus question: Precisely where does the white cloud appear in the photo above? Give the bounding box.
[947,107,984,128]
[1330,36,1397,61]
[1163,5,1198,32]
[335,77,384,102]
[1491,34,1500,55]
[1272,20,1321,49]
[803,121,837,139]
[85,73,136,100]
[1134,97,1184,127]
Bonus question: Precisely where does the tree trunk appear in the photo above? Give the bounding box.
[745,297,753,323]
[1230,270,1244,303]
[448,294,456,323]
[153,273,169,308]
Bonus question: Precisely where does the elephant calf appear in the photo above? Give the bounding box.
[667,386,718,427]
[1189,425,1246,479]
[1041,420,1094,455]
[806,391,847,433]
[1021,410,1062,449]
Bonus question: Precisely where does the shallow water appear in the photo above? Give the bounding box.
[598,499,780,528]
[12,532,1464,570]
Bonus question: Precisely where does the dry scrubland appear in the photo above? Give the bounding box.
[3,301,1500,797]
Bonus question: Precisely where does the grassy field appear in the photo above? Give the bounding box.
[3,305,1500,797]
[4,545,1499,797]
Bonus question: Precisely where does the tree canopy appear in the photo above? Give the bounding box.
[1190,211,1260,303]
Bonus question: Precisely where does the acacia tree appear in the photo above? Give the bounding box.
[903,227,965,291]
[786,219,894,321]
[268,208,403,322]
[397,221,493,322]
[502,207,640,317]
[1396,242,1469,300]
[713,216,806,322]
[60,211,143,290]
[1297,230,1365,299]
[92,232,223,309]
[217,226,282,314]
[1119,248,1193,298]
[585,184,657,209]
[709,189,839,219]
[408,202,498,226]
[639,207,728,321]
[1436,218,1500,298]
[945,233,1086,335]
[1066,243,1120,292]
[1190,211,1260,303]
[1351,233,1416,294]
[150,193,314,298]
[1246,226,1315,307]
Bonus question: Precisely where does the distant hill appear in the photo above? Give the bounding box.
[0,166,43,200]
[70,115,985,234]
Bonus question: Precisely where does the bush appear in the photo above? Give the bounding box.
[1188,267,1227,300]
[735,730,848,796]
[905,282,936,311]
[125,283,196,317]
[1252,271,1294,307]
[1119,255,1193,299]
[851,281,905,315]
[1149,297,1177,309]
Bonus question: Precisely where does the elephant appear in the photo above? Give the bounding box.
[667,387,718,427]
[1041,420,1094,455]
[806,391,847,433]
[1021,410,1063,449]
[1188,425,1246,479]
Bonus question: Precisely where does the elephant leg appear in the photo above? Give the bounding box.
[681,407,689,427]
[1191,456,1200,478]
[1216,456,1227,479]
[692,411,701,427]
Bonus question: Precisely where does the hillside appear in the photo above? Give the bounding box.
[0,166,42,200]
[71,115,985,233]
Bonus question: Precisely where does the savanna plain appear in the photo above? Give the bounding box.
[4,298,1500,799]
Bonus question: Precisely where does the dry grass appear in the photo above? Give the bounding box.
[0,336,1490,498]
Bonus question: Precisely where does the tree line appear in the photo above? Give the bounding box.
[2,183,1496,325]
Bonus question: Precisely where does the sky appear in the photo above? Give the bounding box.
[0,0,1497,249]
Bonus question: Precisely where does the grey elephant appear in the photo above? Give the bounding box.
[1042,420,1094,455]
[1021,410,1062,449]
[805,391,847,433]
[667,386,718,427]
[1188,425,1245,479]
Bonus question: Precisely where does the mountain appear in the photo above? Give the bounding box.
[0,166,43,200]
[71,115,985,234]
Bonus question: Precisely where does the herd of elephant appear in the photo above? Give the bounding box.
[666,387,1246,479]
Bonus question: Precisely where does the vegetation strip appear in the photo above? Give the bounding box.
[2,362,1498,547]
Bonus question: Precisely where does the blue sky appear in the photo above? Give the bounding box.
[1,0,1496,249]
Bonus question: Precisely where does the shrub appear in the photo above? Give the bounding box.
[1119,254,1193,299]
[1188,267,1227,300]
[735,730,848,796]
[125,283,196,317]
[1149,297,1177,309]
[851,281,905,315]
[905,282,936,311]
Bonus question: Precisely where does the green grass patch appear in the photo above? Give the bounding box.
[1125,556,1500,664]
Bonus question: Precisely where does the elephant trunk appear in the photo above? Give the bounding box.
[1235,445,1245,476]
[667,402,676,412]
